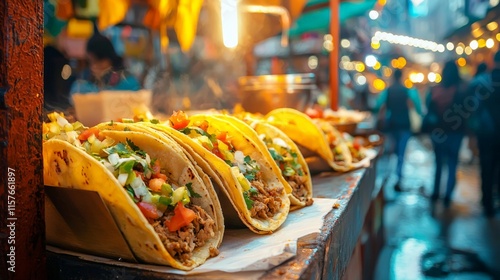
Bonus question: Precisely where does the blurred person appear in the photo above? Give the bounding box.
[474,52,500,217]
[70,29,140,94]
[424,60,466,208]
[44,45,73,111]
[376,69,423,191]
[465,63,488,164]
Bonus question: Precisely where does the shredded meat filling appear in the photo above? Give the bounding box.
[249,172,284,219]
[152,205,216,266]
[287,175,313,206]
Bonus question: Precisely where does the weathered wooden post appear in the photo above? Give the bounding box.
[330,0,339,110]
[0,0,46,279]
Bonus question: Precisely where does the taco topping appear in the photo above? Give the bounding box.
[44,113,216,266]
[170,112,283,219]
[258,134,311,205]
[343,134,366,163]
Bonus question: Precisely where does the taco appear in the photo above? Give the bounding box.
[216,114,313,209]
[264,108,352,172]
[142,111,290,234]
[312,118,353,171]
[43,113,224,270]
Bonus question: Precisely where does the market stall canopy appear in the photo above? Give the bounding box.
[45,0,203,52]
[289,0,377,37]
[44,0,308,52]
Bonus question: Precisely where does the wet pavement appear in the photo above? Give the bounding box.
[374,136,500,280]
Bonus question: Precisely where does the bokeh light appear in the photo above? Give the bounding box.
[457,57,467,67]
[373,79,386,91]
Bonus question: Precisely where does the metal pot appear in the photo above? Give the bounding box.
[237,73,316,114]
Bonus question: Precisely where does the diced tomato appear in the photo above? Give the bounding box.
[137,202,160,219]
[353,141,361,150]
[216,131,227,142]
[327,133,337,144]
[305,107,323,119]
[78,127,101,141]
[165,202,196,232]
[152,173,167,181]
[198,120,209,131]
[212,146,225,160]
[169,111,190,130]
[151,160,168,180]
[216,131,231,146]
[149,178,166,192]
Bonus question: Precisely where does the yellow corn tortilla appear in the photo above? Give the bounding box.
[264,108,353,172]
[141,115,290,234]
[216,114,313,210]
[43,130,224,270]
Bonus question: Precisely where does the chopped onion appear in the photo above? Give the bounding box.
[101,161,115,174]
[141,192,152,203]
[116,157,135,167]
[234,150,245,164]
[145,153,151,165]
[272,137,289,149]
[130,177,143,189]
[117,173,128,186]
[250,121,259,129]
[56,115,69,127]
[108,153,120,166]
[87,133,96,144]
[66,131,78,143]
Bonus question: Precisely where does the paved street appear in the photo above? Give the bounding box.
[375,136,500,280]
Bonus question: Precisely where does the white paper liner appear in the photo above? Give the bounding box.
[47,198,337,276]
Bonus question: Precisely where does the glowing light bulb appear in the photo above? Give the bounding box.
[369,10,379,20]
[446,42,454,51]
[221,0,239,48]
[486,38,495,49]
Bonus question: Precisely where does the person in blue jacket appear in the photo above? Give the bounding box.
[70,31,140,94]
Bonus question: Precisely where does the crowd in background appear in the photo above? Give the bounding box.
[378,54,500,218]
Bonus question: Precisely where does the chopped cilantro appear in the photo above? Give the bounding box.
[125,186,138,202]
[104,143,130,156]
[124,127,131,131]
[291,152,298,158]
[186,182,201,198]
[297,167,304,176]
[107,120,114,126]
[243,191,254,210]
[126,138,146,157]
[150,119,160,124]
[244,172,256,181]
[244,155,252,164]
[248,186,259,195]
[180,127,192,135]
[224,159,233,166]
[208,133,217,143]
[126,138,141,151]
[269,149,284,161]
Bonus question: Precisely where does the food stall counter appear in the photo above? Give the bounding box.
[46,156,383,280]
